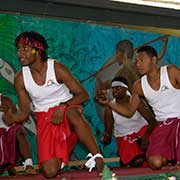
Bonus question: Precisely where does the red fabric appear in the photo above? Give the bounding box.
[0,125,25,165]
[0,128,7,165]
[35,105,80,164]
[116,125,148,164]
[147,117,180,161]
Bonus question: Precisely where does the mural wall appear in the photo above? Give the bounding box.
[0,13,180,166]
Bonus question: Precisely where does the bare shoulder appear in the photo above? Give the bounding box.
[54,59,74,83]
[167,64,180,78]
[167,64,180,73]
[54,60,70,73]
[167,65,180,87]
[14,70,24,88]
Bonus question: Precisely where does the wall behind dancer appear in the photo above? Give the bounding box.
[0,13,179,163]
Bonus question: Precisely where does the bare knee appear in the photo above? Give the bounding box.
[148,156,166,170]
[40,158,59,179]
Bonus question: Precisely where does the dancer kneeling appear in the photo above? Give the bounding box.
[0,94,36,176]
[3,31,104,178]
[100,77,156,167]
[97,46,180,170]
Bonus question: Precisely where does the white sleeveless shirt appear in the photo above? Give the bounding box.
[112,99,147,137]
[141,65,180,121]
[22,59,73,112]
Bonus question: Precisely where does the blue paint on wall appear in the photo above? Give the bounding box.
[0,13,180,167]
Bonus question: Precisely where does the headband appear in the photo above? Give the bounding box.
[111,81,128,88]
[19,37,44,51]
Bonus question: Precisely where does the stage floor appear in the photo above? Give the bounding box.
[0,165,179,180]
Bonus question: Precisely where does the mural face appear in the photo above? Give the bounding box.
[0,13,180,166]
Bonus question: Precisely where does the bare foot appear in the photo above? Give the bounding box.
[171,162,180,171]
[95,157,104,173]
[25,166,37,175]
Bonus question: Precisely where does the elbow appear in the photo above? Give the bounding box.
[84,91,89,101]
[79,89,89,102]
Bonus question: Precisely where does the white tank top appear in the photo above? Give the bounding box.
[141,65,180,121]
[112,99,147,137]
[22,59,73,112]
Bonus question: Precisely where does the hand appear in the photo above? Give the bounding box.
[100,132,111,145]
[161,35,168,43]
[141,135,149,151]
[0,104,8,112]
[51,108,64,125]
[3,109,15,126]
[95,90,109,105]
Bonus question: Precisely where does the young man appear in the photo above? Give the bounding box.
[95,40,156,149]
[3,31,104,178]
[97,45,180,170]
[101,77,155,167]
[0,94,36,176]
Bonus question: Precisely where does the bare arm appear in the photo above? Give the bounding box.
[12,71,31,123]
[55,61,89,105]
[108,80,142,117]
[1,95,17,113]
[138,101,157,150]
[168,65,180,89]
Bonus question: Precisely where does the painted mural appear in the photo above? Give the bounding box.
[0,13,180,166]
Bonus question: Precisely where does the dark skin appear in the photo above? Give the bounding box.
[97,51,180,170]
[0,95,36,175]
[4,42,104,178]
[95,44,156,150]
[101,85,155,152]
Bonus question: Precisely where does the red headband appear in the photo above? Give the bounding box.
[19,37,44,51]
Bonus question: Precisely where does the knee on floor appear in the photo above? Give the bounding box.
[148,156,164,170]
[41,165,59,179]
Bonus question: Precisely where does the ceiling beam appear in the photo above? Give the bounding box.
[0,0,180,30]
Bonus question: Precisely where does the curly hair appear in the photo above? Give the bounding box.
[15,31,49,62]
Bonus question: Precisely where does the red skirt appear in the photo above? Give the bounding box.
[35,105,78,164]
[0,124,25,165]
[147,117,180,161]
[116,125,148,164]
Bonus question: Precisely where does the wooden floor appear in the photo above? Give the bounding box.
[0,165,178,180]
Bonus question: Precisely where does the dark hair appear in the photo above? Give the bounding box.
[116,40,134,59]
[112,76,128,86]
[137,45,158,59]
[14,31,49,62]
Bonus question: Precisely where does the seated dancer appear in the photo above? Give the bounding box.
[3,31,104,178]
[97,45,180,170]
[0,94,36,176]
[100,77,156,167]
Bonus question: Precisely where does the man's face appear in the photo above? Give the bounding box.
[112,86,127,99]
[135,51,153,76]
[17,42,36,66]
